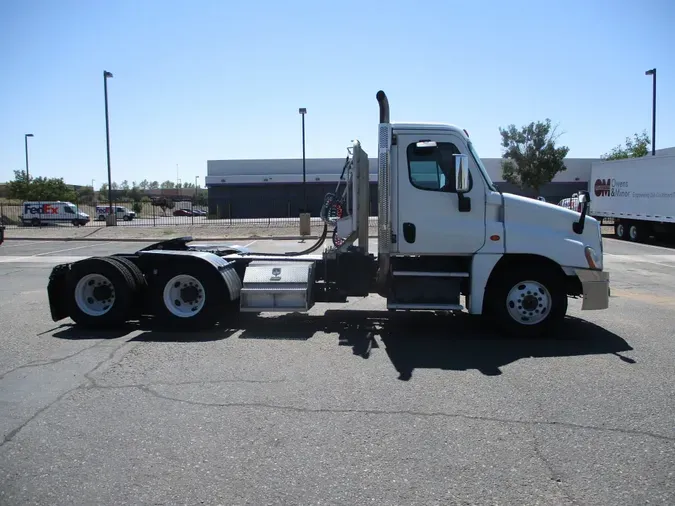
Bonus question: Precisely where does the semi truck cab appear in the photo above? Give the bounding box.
[45,90,610,338]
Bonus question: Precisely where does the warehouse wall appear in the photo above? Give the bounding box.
[207,180,589,218]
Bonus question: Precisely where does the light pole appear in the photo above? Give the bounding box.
[645,68,656,156]
[24,133,34,180]
[299,107,307,212]
[103,70,114,219]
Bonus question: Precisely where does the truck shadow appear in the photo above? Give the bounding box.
[50,321,241,343]
[237,310,635,379]
[49,310,634,379]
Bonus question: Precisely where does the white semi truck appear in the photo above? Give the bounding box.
[46,91,610,337]
[589,154,675,242]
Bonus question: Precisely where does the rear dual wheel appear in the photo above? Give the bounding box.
[151,262,231,330]
[67,257,136,327]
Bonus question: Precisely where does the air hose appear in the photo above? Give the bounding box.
[241,223,329,257]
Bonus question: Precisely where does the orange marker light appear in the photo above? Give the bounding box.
[490,235,500,241]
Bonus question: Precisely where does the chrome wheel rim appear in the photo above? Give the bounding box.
[506,280,551,326]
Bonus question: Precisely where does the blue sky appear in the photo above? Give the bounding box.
[1,0,673,188]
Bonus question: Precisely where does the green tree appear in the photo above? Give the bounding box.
[139,179,150,190]
[7,170,77,202]
[160,180,176,189]
[149,181,159,190]
[499,119,569,193]
[7,170,31,200]
[601,131,650,160]
[76,186,95,204]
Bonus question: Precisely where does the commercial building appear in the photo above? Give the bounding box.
[204,147,674,218]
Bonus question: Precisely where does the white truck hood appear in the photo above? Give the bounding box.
[501,193,602,270]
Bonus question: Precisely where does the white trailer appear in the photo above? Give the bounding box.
[589,155,675,242]
[46,90,610,338]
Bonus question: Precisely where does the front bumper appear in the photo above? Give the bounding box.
[575,269,610,310]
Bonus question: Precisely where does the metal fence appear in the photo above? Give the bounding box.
[0,198,379,229]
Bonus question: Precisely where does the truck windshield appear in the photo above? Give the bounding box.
[468,141,496,191]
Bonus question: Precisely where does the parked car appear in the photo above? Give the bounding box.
[192,209,207,216]
[0,225,5,246]
[173,209,193,216]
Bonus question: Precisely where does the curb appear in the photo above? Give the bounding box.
[2,234,380,243]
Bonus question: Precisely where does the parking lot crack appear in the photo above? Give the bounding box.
[134,386,675,443]
[0,384,81,448]
[0,340,137,448]
[0,341,103,380]
[89,378,287,390]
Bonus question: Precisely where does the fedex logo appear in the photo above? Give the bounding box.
[24,204,59,215]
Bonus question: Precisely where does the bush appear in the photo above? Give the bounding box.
[132,201,142,214]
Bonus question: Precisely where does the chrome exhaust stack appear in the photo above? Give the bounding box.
[376,90,392,297]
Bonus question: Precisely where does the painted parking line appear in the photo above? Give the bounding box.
[0,242,116,264]
[32,242,116,256]
[605,254,675,268]
[0,240,59,249]
[0,255,89,264]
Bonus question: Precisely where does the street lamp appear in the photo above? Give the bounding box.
[103,70,114,220]
[24,133,34,180]
[299,107,307,212]
[645,68,656,156]
[195,175,199,189]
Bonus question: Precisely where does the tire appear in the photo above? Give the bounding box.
[615,222,626,240]
[31,218,40,227]
[108,256,146,289]
[628,222,642,243]
[99,215,106,221]
[485,265,568,338]
[151,261,230,330]
[66,257,135,328]
[106,256,147,318]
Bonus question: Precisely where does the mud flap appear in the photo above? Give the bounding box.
[575,269,610,310]
[47,263,72,321]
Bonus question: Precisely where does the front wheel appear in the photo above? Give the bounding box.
[485,266,567,338]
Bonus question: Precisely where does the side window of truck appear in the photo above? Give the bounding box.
[407,141,468,192]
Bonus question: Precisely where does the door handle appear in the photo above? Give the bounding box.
[403,222,416,243]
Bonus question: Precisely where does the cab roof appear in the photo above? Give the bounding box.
[391,122,469,139]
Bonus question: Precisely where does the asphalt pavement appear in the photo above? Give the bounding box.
[0,238,673,505]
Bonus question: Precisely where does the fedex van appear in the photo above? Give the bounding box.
[95,205,136,221]
[21,201,90,227]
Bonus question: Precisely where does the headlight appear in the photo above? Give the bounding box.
[584,246,603,270]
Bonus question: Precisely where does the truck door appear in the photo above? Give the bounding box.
[396,132,486,255]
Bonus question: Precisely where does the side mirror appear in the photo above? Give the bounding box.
[578,193,588,204]
[454,154,470,194]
